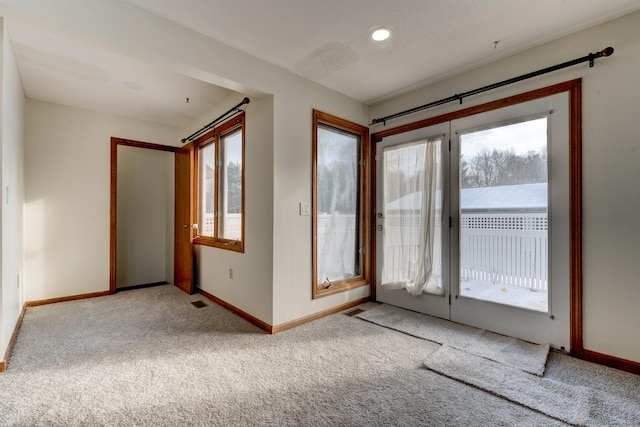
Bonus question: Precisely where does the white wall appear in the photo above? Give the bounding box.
[0,19,25,358]
[370,11,640,363]
[116,145,174,288]
[189,93,274,324]
[10,0,370,328]
[24,100,181,301]
[270,86,369,326]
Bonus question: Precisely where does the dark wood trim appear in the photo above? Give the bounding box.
[174,143,196,294]
[372,79,581,141]
[110,138,179,153]
[369,132,378,303]
[0,303,27,373]
[110,139,117,294]
[312,109,371,299]
[110,137,180,293]
[272,297,370,334]
[198,288,369,335]
[25,291,111,307]
[583,349,640,376]
[199,288,273,333]
[569,81,584,358]
[371,79,585,356]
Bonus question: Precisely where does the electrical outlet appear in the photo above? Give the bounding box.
[229,268,233,280]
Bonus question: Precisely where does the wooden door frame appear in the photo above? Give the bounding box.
[109,137,179,293]
[370,79,583,356]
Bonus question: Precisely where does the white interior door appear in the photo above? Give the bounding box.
[450,93,570,348]
[375,122,450,319]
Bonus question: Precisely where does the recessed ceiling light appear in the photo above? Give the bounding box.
[371,27,392,42]
[123,81,143,90]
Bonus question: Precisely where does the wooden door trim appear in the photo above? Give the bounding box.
[109,138,178,294]
[174,143,196,294]
[370,79,583,356]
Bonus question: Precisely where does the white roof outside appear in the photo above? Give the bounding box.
[387,183,547,212]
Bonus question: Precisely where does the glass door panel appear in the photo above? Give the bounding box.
[459,118,549,312]
[450,93,570,348]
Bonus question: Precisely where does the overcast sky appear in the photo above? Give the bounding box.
[460,117,547,158]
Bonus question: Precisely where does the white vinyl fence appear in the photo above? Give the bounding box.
[302,210,549,293]
[202,213,242,239]
[460,213,548,291]
[382,212,548,292]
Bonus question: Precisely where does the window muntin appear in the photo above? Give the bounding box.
[312,110,370,298]
[194,114,245,252]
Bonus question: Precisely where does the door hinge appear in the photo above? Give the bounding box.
[359,247,365,255]
[448,294,451,305]
[359,159,366,167]
[448,139,451,151]
[449,216,452,228]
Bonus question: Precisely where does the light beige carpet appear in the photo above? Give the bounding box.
[1,285,638,426]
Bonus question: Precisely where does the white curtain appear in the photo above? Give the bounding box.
[381,138,443,296]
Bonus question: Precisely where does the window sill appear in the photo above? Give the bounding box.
[193,237,244,253]
[312,277,368,299]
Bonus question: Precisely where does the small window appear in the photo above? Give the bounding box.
[313,110,370,298]
[193,114,245,252]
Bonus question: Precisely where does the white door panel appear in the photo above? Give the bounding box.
[375,123,450,319]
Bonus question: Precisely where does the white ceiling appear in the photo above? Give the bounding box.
[7,0,640,127]
[7,21,233,128]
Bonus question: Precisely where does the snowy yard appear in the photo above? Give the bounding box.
[460,279,548,312]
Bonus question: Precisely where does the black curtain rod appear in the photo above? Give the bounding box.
[371,47,614,125]
[182,97,250,143]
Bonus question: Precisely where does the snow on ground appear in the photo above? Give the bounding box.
[460,279,548,312]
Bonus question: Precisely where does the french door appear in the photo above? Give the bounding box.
[375,122,450,320]
[375,92,571,349]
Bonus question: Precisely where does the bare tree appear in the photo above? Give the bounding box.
[462,148,547,188]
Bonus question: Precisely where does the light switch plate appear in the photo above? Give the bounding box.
[299,202,311,216]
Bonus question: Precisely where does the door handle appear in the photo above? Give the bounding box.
[183,224,198,229]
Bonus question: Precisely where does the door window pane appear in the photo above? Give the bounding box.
[459,117,549,312]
